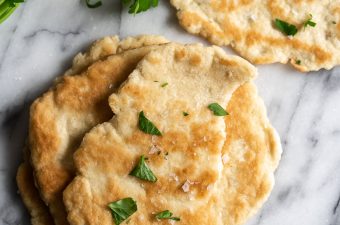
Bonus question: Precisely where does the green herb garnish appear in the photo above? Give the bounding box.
[332,21,336,25]
[85,0,158,14]
[85,0,102,8]
[296,59,301,65]
[122,0,158,14]
[208,103,228,116]
[130,155,157,182]
[138,111,162,136]
[183,112,189,116]
[274,19,298,36]
[108,198,137,225]
[155,210,180,221]
[304,14,316,28]
[161,82,168,87]
[0,0,24,24]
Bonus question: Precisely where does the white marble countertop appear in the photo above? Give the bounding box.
[0,1,340,225]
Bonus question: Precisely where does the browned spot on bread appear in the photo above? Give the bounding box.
[175,49,186,60]
[189,54,202,66]
[332,5,340,14]
[337,23,340,37]
[190,122,223,154]
[211,0,252,12]
[179,11,228,44]
[220,58,239,67]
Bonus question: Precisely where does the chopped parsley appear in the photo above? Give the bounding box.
[108,198,137,225]
[296,59,301,65]
[183,112,189,116]
[0,0,24,24]
[274,19,298,36]
[123,0,158,14]
[332,21,337,24]
[161,82,168,87]
[85,0,102,8]
[304,14,316,28]
[138,111,162,136]
[208,103,228,116]
[84,0,159,14]
[155,210,180,221]
[129,155,157,182]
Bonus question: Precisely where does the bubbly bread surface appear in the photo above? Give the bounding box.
[64,43,256,225]
[170,0,340,71]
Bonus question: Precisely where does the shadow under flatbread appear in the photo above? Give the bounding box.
[0,101,31,225]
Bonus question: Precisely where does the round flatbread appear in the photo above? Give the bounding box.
[63,43,257,225]
[27,35,169,225]
[170,0,340,71]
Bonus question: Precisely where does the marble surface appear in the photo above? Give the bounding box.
[0,1,340,225]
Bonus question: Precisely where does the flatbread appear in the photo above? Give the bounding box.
[196,82,282,225]
[170,0,340,71]
[17,36,122,225]
[63,43,256,225]
[28,35,169,225]
[221,82,282,224]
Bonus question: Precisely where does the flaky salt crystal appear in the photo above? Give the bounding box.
[182,180,191,192]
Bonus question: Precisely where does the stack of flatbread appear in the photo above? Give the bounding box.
[16,35,282,225]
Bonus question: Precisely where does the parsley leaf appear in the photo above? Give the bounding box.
[108,198,137,225]
[295,59,301,65]
[138,111,162,136]
[208,103,228,116]
[0,0,24,24]
[304,14,316,28]
[155,210,180,221]
[123,0,158,14]
[274,19,298,36]
[84,0,158,14]
[183,112,189,116]
[130,155,157,182]
[85,0,102,8]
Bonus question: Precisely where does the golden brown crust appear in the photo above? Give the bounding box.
[17,36,123,225]
[63,43,256,225]
[170,0,340,71]
[29,36,169,225]
[217,82,282,225]
[17,162,55,225]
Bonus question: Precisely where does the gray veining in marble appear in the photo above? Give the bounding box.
[0,1,339,225]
